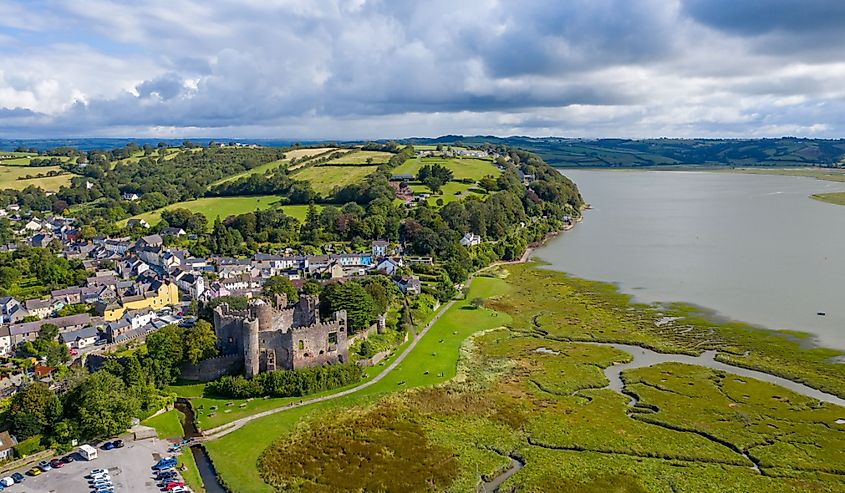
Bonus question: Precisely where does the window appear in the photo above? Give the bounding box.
[228,337,233,344]
[328,332,337,345]
[298,340,304,350]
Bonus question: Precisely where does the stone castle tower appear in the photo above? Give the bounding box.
[213,295,349,377]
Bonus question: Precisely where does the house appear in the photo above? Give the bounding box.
[23,219,43,232]
[30,233,54,248]
[8,313,95,346]
[0,431,18,460]
[117,258,150,279]
[460,232,482,247]
[390,173,415,182]
[161,227,186,237]
[332,253,372,267]
[60,326,100,349]
[98,279,180,321]
[372,240,389,258]
[136,234,163,249]
[127,218,150,229]
[199,281,231,302]
[375,258,401,276]
[23,298,56,320]
[393,275,422,295]
[0,326,12,357]
[0,297,26,324]
[174,271,205,299]
[121,192,140,201]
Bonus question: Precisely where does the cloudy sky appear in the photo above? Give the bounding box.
[1,0,844,139]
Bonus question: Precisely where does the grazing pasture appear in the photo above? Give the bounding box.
[292,165,377,195]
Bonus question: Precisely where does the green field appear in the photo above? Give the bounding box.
[142,410,205,492]
[126,198,317,229]
[203,263,845,492]
[127,196,284,227]
[142,409,186,440]
[291,165,377,195]
[727,167,845,183]
[393,156,499,181]
[210,158,288,186]
[0,165,72,191]
[811,191,845,206]
[323,150,394,165]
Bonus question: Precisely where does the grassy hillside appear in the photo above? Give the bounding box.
[0,165,72,191]
[393,156,499,181]
[404,136,845,168]
[291,165,377,194]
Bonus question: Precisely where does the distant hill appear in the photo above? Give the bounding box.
[401,136,845,168]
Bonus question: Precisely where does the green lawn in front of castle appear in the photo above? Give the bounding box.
[203,276,510,493]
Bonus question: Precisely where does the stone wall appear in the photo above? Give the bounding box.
[179,354,243,381]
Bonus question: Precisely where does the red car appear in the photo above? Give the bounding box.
[165,481,185,491]
[49,459,64,468]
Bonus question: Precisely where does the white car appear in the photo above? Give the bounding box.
[92,473,111,481]
[0,477,13,487]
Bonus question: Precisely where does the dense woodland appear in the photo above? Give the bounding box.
[406,136,845,167]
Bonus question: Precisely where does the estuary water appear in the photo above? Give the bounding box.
[537,169,845,350]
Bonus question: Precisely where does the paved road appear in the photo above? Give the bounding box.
[201,276,474,440]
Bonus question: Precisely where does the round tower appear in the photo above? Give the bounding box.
[242,318,260,378]
[255,301,273,331]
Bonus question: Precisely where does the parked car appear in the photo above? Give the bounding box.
[62,454,76,463]
[91,468,107,475]
[11,472,24,483]
[26,467,41,476]
[94,338,107,346]
[50,458,64,468]
[165,481,185,491]
[102,441,115,450]
[0,477,13,487]
[112,439,124,448]
[37,460,52,471]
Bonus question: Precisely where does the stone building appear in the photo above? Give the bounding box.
[213,295,349,377]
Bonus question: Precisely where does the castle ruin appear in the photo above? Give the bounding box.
[212,294,349,377]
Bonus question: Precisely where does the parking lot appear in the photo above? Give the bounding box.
[10,439,176,493]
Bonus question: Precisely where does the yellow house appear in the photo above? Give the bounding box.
[97,280,180,321]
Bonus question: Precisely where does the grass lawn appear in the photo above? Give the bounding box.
[142,409,185,440]
[0,165,72,191]
[210,159,287,186]
[177,448,205,493]
[142,410,205,492]
[323,150,394,165]
[811,191,845,206]
[204,277,510,493]
[408,181,487,207]
[291,165,376,195]
[393,156,499,181]
[126,195,286,228]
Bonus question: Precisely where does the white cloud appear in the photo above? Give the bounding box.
[0,0,844,138]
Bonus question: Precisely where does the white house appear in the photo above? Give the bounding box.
[372,240,389,257]
[0,326,12,357]
[460,232,482,247]
[60,326,100,349]
[121,192,140,201]
[376,258,401,276]
[0,431,18,460]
